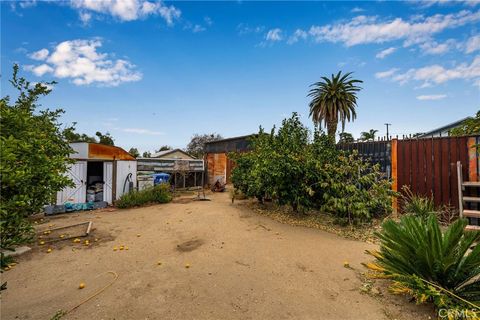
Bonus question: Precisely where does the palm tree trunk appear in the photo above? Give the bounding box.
[326,119,338,142]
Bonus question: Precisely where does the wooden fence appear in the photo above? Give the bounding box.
[392,136,479,211]
[341,136,480,211]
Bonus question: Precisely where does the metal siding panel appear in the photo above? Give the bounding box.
[103,162,113,204]
[116,161,137,200]
[56,161,87,204]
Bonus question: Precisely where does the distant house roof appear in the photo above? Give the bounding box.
[150,148,195,159]
[417,117,470,138]
[204,134,255,153]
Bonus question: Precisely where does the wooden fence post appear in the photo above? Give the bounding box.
[468,137,478,182]
[391,139,398,214]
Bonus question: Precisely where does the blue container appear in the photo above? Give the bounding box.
[152,173,170,185]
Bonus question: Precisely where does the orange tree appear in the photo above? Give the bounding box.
[1,65,74,251]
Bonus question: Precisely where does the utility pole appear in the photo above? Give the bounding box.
[384,123,391,141]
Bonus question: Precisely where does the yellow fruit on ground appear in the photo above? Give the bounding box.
[79,283,85,289]
[185,263,190,269]
[125,246,129,250]
[4,266,11,271]
[113,247,118,251]
[136,234,141,237]
[59,234,65,238]
[73,238,81,243]
[39,241,45,245]
[157,261,162,265]
[343,261,350,268]
[119,245,124,250]
[47,248,52,253]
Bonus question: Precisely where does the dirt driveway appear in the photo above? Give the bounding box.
[2,192,433,320]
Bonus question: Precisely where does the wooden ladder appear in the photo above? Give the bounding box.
[457,161,480,231]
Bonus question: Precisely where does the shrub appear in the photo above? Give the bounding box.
[320,151,395,224]
[401,187,436,221]
[116,184,172,209]
[365,215,480,312]
[1,65,75,251]
[231,112,394,222]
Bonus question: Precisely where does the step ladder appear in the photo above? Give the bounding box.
[457,161,480,231]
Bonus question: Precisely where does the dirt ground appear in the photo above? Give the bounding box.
[1,192,434,320]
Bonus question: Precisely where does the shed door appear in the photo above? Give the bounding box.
[116,161,137,200]
[56,161,87,204]
[103,162,113,204]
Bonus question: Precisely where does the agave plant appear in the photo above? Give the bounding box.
[366,215,480,309]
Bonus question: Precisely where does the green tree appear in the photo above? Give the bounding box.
[450,110,480,136]
[156,145,171,152]
[63,126,96,143]
[308,71,362,142]
[95,131,114,146]
[360,129,378,141]
[128,147,140,158]
[338,132,354,144]
[1,65,74,250]
[186,133,223,158]
[142,151,151,158]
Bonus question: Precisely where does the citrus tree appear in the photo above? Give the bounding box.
[1,65,74,251]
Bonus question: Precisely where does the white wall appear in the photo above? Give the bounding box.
[69,143,89,159]
[116,160,137,200]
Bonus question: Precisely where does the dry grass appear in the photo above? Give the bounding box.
[246,201,386,243]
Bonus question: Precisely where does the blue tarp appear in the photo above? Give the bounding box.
[152,173,170,185]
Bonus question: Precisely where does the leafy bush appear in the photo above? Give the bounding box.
[231,112,394,222]
[320,152,395,224]
[116,184,172,209]
[1,65,75,251]
[365,215,480,312]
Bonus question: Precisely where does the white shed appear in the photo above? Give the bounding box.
[56,142,137,205]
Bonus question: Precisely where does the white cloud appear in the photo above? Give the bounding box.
[414,0,480,8]
[192,24,206,33]
[70,0,181,24]
[376,47,397,59]
[416,94,448,100]
[29,48,49,60]
[375,68,399,79]
[351,7,365,13]
[466,35,480,53]
[265,28,283,42]
[26,39,142,86]
[307,10,480,47]
[419,39,457,54]
[383,55,480,87]
[79,11,92,24]
[287,29,308,44]
[204,16,213,26]
[237,23,264,35]
[122,128,164,135]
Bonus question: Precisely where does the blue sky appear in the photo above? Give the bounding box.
[2,0,479,152]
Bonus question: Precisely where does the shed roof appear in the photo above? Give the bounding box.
[70,142,135,161]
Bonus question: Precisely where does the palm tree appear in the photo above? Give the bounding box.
[360,129,378,141]
[308,71,362,142]
[338,132,354,144]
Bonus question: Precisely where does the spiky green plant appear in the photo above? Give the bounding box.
[402,187,436,221]
[366,215,480,310]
